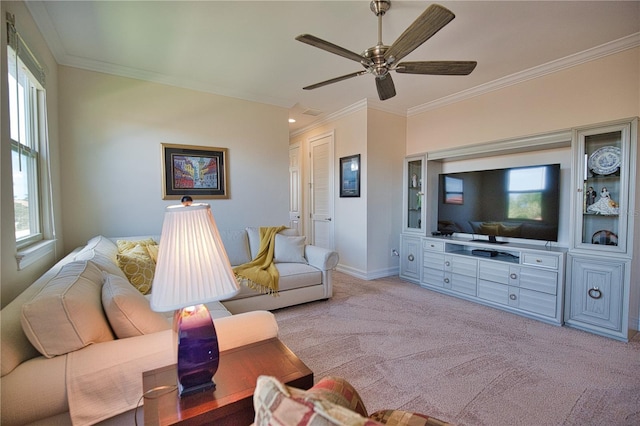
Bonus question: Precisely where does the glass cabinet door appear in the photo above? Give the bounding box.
[574,123,631,254]
[403,156,425,233]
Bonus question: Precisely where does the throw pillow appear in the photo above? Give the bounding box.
[21,261,115,358]
[478,222,500,236]
[274,234,307,264]
[498,223,522,237]
[254,375,382,426]
[247,227,298,260]
[117,244,156,294]
[102,273,170,338]
[116,238,157,253]
[74,235,124,277]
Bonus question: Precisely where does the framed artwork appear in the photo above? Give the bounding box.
[340,154,360,197]
[161,143,228,200]
[444,176,463,204]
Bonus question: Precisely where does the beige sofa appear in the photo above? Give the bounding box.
[0,227,337,426]
[219,227,339,313]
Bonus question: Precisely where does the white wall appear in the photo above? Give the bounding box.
[367,108,405,278]
[290,105,406,279]
[291,107,369,276]
[1,1,64,308]
[58,66,290,252]
[407,48,640,154]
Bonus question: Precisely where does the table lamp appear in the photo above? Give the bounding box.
[150,200,239,396]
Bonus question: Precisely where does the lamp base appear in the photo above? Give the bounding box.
[175,304,219,397]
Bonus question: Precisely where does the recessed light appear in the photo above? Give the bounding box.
[288,118,296,123]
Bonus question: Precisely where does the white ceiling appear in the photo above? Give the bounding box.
[25,1,640,133]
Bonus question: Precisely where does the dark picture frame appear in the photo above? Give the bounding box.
[161,143,229,200]
[339,154,360,197]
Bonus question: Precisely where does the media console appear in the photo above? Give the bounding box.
[415,236,567,325]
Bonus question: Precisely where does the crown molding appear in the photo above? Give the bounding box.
[408,32,640,117]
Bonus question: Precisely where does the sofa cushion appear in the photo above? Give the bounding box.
[116,244,156,295]
[219,229,252,266]
[102,273,171,338]
[20,261,115,358]
[246,226,298,260]
[274,234,307,264]
[254,375,380,426]
[230,263,321,300]
[74,235,125,278]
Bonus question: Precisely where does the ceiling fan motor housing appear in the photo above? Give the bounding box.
[363,45,391,77]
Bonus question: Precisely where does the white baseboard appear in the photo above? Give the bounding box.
[335,264,399,280]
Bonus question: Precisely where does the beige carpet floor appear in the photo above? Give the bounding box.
[273,272,640,426]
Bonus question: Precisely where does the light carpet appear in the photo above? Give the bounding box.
[273,272,640,425]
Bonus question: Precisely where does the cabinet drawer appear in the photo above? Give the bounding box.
[422,267,445,288]
[423,252,444,270]
[518,288,557,318]
[522,253,558,269]
[423,240,445,252]
[449,273,477,296]
[477,279,508,304]
[478,261,510,284]
[517,268,558,295]
[447,256,478,277]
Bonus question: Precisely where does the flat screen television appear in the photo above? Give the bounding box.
[437,164,561,243]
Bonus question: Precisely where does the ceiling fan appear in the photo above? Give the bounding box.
[295,0,477,101]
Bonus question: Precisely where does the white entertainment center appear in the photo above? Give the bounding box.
[400,117,639,341]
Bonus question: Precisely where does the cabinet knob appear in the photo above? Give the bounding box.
[408,254,415,262]
[509,294,517,300]
[510,273,517,280]
[445,261,451,267]
[588,287,602,300]
[444,278,450,284]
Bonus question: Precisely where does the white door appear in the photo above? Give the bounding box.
[289,143,302,235]
[309,132,334,250]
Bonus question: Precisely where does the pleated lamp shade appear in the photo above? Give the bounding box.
[150,203,239,312]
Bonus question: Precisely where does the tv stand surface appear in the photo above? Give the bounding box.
[418,236,567,325]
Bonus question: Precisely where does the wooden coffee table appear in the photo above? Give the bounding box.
[142,338,313,425]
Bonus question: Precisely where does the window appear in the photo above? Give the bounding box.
[507,166,546,220]
[7,17,50,256]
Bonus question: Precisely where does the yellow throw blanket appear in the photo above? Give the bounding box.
[233,226,286,295]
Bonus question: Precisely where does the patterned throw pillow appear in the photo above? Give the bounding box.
[253,376,452,426]
[116,242,157,294]
[254,376,382,426]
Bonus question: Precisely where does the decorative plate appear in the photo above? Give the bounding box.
[591,230,618,246]
[588,146,621,175]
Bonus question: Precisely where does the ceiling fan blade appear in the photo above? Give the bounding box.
[303,71,368,90]
[384,4,455,64]
[375,74,396,101]
[296,34,369,65]
[396,61,477,75]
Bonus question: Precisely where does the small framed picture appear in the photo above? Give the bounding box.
[161,143,228,200]
[340,154,360,197]
[444,176,463,204]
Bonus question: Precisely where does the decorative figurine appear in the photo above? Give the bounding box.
[585,186,596,207]
[411,173,418,188]
[587,187,619,215]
